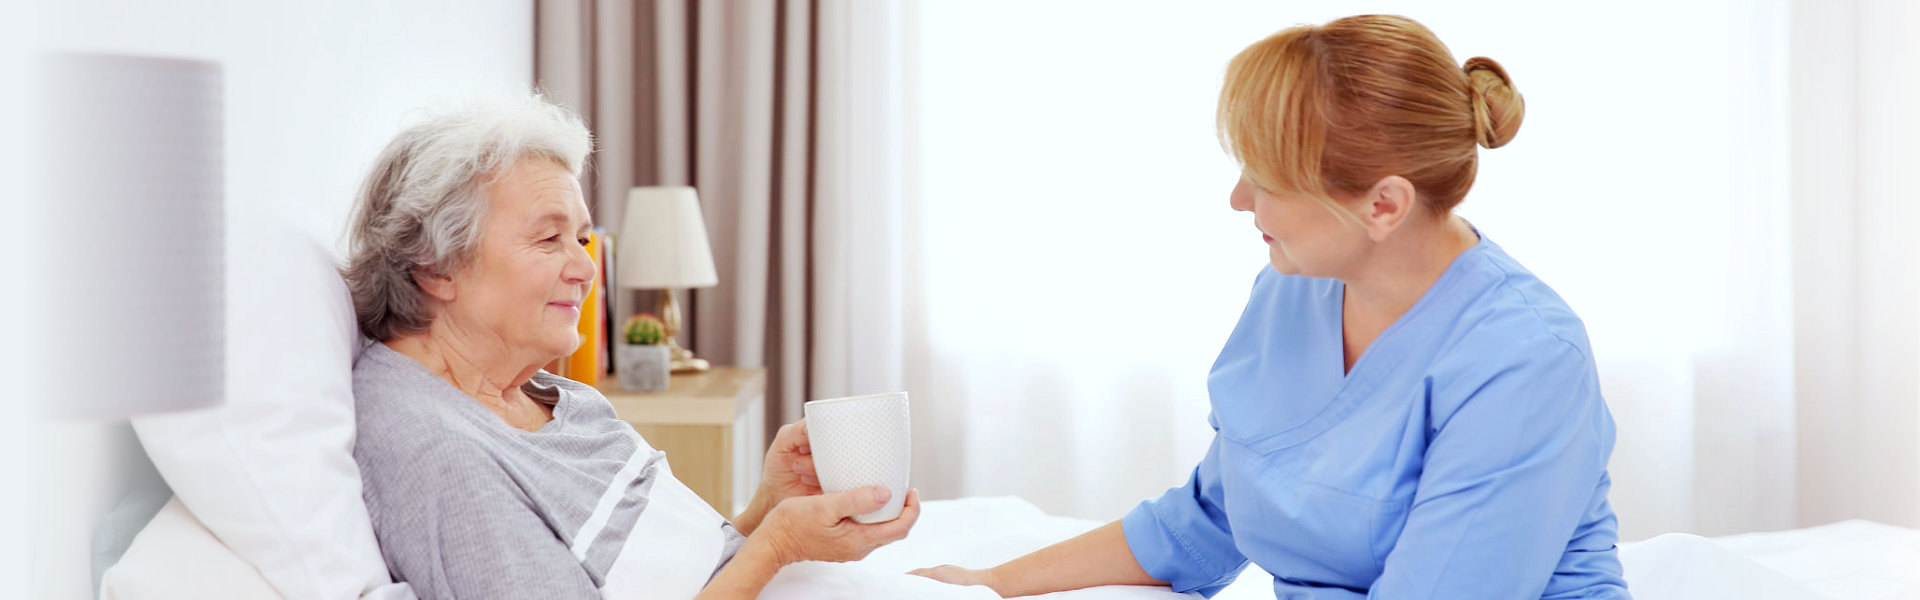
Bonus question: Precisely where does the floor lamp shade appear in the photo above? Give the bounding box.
[38,53,225,420]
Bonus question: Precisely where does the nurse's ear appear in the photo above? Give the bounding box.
[1356,175,1418,242]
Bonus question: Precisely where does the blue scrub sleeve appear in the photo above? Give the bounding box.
[1368,340,1621,599]
[1122,430,1249,597]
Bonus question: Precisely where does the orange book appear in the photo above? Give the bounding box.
[597,231,612,375]
[566,230,604,385]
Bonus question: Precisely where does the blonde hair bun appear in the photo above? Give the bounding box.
[1464,56,1523,149]
[1219,15,1521,214]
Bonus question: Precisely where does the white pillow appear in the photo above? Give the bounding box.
[100,497,286,600]
[129,200,408,600]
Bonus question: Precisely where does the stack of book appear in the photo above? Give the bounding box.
[547,228,614,384]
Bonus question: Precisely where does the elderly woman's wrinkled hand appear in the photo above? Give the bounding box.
[734,419,823,535]
[756,486,920,565]
[760,419,822,504]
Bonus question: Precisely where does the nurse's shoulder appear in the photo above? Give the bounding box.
[1425,245,1600,425]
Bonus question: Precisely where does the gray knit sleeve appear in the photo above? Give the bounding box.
[360,438,600,600]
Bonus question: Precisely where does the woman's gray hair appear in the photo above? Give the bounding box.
[341,94,592,342]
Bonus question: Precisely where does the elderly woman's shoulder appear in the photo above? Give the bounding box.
[349,342,486,450]
[526,370,613,407]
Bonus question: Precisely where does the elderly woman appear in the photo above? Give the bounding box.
[341,95,918,599]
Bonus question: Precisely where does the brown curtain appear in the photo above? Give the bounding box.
[535,0,832,439]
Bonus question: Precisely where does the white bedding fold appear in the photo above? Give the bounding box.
[759,497,1200,599]
[760,497,1920,600]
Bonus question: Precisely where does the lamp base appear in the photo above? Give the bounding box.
[668,341,710,373]
[670,357,710,373]
[656,289,710,372]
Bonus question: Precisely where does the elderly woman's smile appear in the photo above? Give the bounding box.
[431,156,598,362]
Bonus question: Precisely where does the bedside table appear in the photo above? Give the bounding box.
[594,367,766,517]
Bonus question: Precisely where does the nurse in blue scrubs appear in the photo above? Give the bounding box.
[913,14,1631,599]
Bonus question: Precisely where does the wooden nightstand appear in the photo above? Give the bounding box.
[594,367,766,517]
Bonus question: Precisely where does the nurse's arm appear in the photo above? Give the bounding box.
[910,519,1165,597]
[918,428,1244,596]
[1368,340,1623,598]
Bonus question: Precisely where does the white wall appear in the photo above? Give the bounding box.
[5,1,533,597]
[1,10,42,600]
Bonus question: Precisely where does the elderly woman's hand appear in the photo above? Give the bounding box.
[698,487,921,599]
[760,419,821,503]
[733,419,822,534]
[755,486,921,564]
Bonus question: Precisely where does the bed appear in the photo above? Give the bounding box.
[99,200,1920,600]
[794,497,1920,600]
[104,490,1920,600]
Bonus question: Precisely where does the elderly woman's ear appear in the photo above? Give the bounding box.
[412,268,456,303]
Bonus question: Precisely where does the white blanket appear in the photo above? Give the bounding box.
[760,497,1920,600]
[762,496,1193,599]
[1706,520,1920,599]
[109,495,1920,599]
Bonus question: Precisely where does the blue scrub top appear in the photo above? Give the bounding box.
[1123,232,1630,599]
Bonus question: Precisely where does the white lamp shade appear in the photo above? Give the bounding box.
[38,53,225,419]
[618,186,719,289]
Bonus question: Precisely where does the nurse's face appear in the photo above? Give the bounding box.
[1230,175,1368,278]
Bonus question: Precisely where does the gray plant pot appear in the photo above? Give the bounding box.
[615,344,671,392]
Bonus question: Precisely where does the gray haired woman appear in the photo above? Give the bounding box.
[341,94,919,599]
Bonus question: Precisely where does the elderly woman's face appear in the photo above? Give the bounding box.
[447,158,595,360]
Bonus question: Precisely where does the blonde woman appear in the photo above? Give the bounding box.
[915,15,1629,599]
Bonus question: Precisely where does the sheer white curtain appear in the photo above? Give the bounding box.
[905,0,1920,539]
[1790,0,1920,532]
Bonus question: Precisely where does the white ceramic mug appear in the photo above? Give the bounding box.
[803,392,911,523]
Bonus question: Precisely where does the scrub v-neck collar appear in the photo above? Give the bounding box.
[1331,226,1491,385]
[1245,229,1493,452]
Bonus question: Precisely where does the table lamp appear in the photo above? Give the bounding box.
[39,53,225,419]
[619,186,719,372]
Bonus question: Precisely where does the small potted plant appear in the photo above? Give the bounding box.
[616,314,671,392]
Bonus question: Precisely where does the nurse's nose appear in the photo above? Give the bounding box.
[1230,177,1254,212]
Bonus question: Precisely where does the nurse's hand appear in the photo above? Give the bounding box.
[910,565,999,592]
[755,486,921,564]
[910,520,1161,597]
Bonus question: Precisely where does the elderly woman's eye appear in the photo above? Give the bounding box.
[577,237,591,246]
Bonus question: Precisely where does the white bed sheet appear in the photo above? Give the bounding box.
[763,496,1194,599]
[109,494,1920,599]
[1709,520,1920,600]
[762,497,1920,600]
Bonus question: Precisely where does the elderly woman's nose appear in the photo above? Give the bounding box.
[564,240,596,284]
